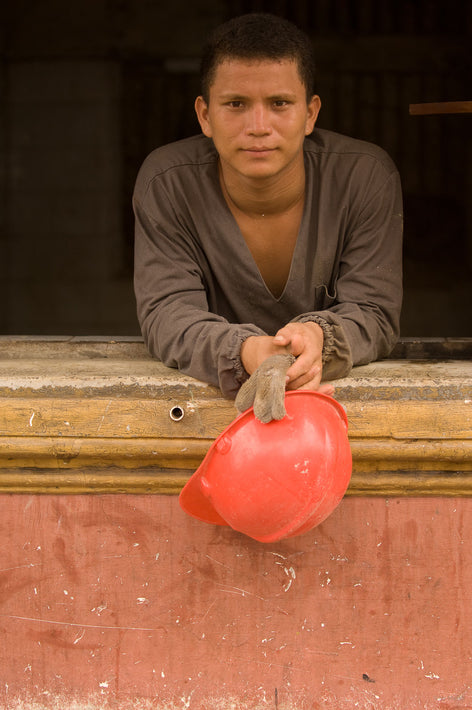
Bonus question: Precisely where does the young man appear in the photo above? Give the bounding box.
[133,13,403,403]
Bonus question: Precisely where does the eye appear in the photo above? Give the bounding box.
[273,99,290,108]
[226,100,244,109]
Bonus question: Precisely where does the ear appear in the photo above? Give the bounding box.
[195,96,212,138]
[305,95,321,135]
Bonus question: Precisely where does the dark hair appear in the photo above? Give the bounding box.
[200,13,316,103]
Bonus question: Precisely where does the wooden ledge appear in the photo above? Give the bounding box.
[0,337,471,496]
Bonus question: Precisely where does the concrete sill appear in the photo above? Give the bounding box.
[0,336,471,496]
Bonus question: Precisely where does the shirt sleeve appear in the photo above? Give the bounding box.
[292,167,403,381]
[133,174,266,399]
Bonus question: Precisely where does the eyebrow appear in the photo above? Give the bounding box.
[218,92,298,101]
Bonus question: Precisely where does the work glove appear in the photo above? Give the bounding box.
[235,353,296,424]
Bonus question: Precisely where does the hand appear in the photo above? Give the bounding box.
[240,335,289,375]
[240,324,334,396]
[235,353,295,423]
[274,322,334,396]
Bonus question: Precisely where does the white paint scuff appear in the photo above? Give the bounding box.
[283,566,296,592]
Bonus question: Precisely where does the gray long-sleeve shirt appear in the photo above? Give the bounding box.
[133,129,403,398]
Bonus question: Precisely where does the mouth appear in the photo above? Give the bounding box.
[243,147,276,156]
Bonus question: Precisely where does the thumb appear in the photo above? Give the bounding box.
[273,327,293,348]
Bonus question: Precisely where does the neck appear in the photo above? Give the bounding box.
[218,158,306,218]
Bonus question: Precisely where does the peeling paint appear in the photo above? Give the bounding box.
[1,692,459,710]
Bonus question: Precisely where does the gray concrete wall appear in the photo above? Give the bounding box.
[5,60,130,334]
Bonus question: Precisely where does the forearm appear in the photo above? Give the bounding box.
[140,300,266,398]
[134,195,266,398]
[292,297,400,381]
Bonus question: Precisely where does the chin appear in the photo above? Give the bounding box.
[237,160,284,180]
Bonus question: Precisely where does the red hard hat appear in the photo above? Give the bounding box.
[179,390,352,543]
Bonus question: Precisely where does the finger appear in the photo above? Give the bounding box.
[294,380,335,396]
[317,383,335,396]
[290,379,336,397]
[286,365,321,391]
[289,377,321,392]
[286,356,320,383]
[285,332,305,357]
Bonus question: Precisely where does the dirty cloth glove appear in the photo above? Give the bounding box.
[235,353,296,424]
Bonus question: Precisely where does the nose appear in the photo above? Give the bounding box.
[246,103,271,135]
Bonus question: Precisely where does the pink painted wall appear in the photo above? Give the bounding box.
[0,494,471,709]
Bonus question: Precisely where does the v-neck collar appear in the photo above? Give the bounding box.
[214,157,311,303]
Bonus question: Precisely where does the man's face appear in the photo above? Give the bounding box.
[195,58,320,182]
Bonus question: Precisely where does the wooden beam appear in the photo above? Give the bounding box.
[409,101,472,115]
[0,436,470,473]
[1,467,471,497]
